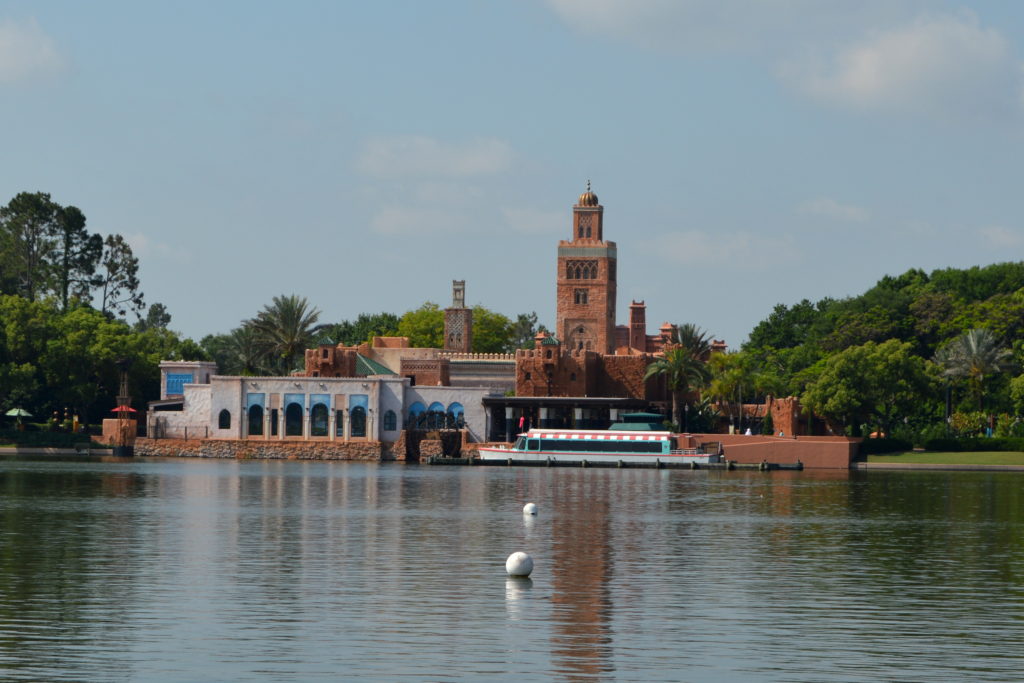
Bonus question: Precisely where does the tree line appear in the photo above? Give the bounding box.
[199,297,546,376]
[650,262,1024,442]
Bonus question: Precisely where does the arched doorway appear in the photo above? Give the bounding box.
[285,403,303,436]
[350,406,366,438]
[310,403,328,437]
[248,404,263,436]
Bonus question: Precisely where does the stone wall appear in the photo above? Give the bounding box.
[135,437,394,461]
[515,347,598,397]
[598,354,655,400]
[399,358,450,387]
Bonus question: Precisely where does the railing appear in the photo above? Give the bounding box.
[671,448,704,455]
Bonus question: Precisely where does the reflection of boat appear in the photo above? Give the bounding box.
[478,429,722,465]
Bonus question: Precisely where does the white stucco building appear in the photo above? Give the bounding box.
[149,361,493,445]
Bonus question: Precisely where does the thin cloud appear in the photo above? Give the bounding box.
[783,11,1021,119]
[501,207,564,235]
[545,0,908,56]
[797,198,869,222]
[357,135,513,179]
[978,225,1023,248]
[644,229,800,269]
[0,18,63,84]
[370,206,471,236]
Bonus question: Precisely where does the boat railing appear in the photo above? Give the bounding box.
[671,448,704,456]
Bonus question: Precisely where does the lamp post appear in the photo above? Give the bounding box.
[684,403,689,433]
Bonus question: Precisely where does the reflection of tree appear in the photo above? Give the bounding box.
[406,411,465,431]
[0,466,145,678]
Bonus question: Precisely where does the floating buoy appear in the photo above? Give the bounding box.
[523,502,537,516]
[506,551,534,577]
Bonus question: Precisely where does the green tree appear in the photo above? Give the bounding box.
[97,234,144,319]
[317,312,400,347]
[933,328,1016,410]
[510,312,544,349]
[802,339,934,436]
[53,205,102,311]
[0,192,60,301]
[708,350,782,433]
[135,302,172,332]
[248,294,323,375]
[397,302,444,348]
[645,324,714,428]
[471,305,514,353]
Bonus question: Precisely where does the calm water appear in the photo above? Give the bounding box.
[0,457,1022,682]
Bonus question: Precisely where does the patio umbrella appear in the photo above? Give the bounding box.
[110,406,137,413]
[5,408,31,417]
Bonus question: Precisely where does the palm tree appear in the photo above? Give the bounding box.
[248,294,323,375]
[227,324,269,376]
[645,324,713,429]
[933,328,1016,410]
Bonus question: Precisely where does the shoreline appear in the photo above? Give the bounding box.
[856,462,1024,472]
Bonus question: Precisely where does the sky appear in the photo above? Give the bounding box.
[2,0,1024,348]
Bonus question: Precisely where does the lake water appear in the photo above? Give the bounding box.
[0,457,1022,682]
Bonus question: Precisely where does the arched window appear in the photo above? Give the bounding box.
[408,402,426,428]
[248,405,263,436]
[350,406,366,438]
[310,403,328,437]
[383,410,397,431]
[447,403,464,428]
[218,409,231,430]
[427,402,445,430]
[285,403,303,436]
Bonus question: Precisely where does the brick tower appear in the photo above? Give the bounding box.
[444,280,473,352]
[556,182,617,354]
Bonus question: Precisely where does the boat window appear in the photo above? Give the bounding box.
[527,439,539,451]
[514,437,526,450]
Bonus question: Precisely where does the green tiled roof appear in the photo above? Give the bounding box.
[356,354,396,376]
[540,335,561,346]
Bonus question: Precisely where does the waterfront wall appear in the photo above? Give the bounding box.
[702,433,859,469]
[135,437,399,461]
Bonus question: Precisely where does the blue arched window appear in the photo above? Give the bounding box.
[383,410,397,431]
[427,402,445,430]
[407,402,426,428]
[248,405,263,436]
[447,402,464,428]
[310,403,328,437]
[350,406,367,438]
[285,403,303,436]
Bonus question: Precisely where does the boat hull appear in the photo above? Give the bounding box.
[477,447,721,465]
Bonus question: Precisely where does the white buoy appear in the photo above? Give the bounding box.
[505,551,534,577]
[523,502,537,516]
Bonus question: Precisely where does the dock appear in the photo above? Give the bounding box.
[424,456,803,471]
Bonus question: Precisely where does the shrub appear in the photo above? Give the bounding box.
[0,429,83,448]
[860,437,913,455]
[923,437,1024,452]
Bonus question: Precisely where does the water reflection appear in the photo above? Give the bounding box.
[1,458,1023,681]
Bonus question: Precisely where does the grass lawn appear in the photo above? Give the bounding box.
[869,451,1024,466]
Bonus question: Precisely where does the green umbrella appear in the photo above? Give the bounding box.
[5,408,31,418]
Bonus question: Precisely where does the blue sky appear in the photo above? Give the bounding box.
[2,0,1023,348]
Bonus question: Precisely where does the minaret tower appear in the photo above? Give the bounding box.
[555,182,617,354]
[444,280,473,353]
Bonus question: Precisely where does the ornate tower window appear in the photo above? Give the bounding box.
[574,289,589,304]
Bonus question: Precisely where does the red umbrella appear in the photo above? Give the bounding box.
[111,406,137,413]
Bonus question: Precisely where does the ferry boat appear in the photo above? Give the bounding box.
[477,428,723,465]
